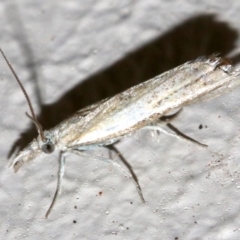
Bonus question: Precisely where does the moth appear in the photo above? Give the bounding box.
[2,48,240,218]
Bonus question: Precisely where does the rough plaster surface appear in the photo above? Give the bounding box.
[1,1,240,239]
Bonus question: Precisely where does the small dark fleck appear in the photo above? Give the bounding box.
[99,191,103,196]
[175,237,178,240]
[199,124,203,129]
[74,206,77,209]
[130,202,133,204]
[73,220,77,224]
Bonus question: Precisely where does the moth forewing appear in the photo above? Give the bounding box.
[52,57,239,148]
[3,49,240,218]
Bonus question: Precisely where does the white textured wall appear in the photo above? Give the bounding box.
[1,1,240,239]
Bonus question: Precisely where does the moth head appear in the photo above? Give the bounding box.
[12,130,56,172]
[10,109,57,172]
[25,112,55,155]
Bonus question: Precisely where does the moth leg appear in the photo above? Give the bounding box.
[106,144,142,199]
[69,149,145,203]
[45,151,66,218]
[166,123,207,147]
[144,109,207,148]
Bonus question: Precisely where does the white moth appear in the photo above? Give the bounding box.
[2,48,240,218]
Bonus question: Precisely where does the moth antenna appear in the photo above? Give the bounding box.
[0,48,45,141]
[25,112,44,141]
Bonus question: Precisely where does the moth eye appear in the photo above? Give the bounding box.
[41,142,55,154]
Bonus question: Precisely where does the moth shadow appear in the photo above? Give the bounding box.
[9,14,239,164]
